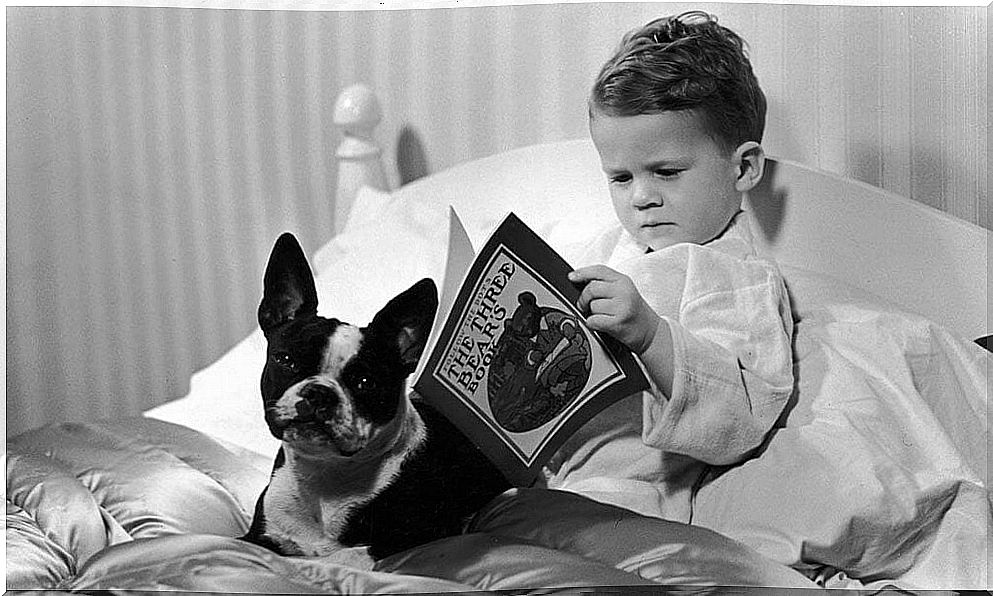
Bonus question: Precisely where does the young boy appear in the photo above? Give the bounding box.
[465,13,820,587]
[472,15,977,588]
[537,11,795,523]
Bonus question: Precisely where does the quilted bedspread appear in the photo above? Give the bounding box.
[6,418,820,593]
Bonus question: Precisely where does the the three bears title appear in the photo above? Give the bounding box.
[443,261,516,395]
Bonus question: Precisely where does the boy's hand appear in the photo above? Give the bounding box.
[569,265,660,355]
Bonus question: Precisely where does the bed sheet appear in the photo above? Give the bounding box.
[550,264,990,591]
[6,418,819,593]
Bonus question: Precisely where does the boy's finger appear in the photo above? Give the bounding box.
[576,285,594,313]
[584,313,614,333]
[569,265,619,284]
[580,279,613,299]
[575,280,612,312]
[586,297,616,316]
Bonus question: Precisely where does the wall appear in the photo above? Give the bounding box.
[6,3,988,435]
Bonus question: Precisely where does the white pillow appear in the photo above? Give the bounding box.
[338,185,396,240]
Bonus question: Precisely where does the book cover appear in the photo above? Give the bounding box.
[412,210,649,486]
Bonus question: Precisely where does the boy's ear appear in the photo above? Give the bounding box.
[733,141,765,192]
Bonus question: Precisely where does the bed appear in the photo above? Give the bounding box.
[7,85,990,594]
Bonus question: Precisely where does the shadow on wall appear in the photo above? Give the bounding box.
[397,125,431,187]
[744,159,787,246]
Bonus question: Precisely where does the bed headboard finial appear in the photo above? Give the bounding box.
[334,83,383,137]
[333,84,389,234]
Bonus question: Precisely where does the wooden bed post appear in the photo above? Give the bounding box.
[333,84,389,234]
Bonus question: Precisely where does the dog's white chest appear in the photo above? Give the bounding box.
[263,466,360,555]
[261,413,426,556]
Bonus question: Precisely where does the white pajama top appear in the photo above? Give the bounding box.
[542,211,795,523]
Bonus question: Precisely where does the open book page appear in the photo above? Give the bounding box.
[412,208,475,384]
[413,211,648,486]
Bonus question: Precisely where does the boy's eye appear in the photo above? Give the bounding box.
[608,173,632,184]
[655,168,682,178]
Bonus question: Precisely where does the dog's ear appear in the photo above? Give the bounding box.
[368,278,438,373]
[259,233,319,334]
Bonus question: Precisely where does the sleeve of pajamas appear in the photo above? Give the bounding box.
[636,245,795,465]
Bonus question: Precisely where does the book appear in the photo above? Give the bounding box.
[412,210,649,486]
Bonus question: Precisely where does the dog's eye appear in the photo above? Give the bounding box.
[273,352,299,372]
[355,376,377,393]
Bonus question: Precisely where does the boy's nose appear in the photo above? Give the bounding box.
[631,180,663,209]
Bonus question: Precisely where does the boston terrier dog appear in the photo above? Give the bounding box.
[242,233,510,561]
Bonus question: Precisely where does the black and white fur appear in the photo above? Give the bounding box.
[242,233,509,560]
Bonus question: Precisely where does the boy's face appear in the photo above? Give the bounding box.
[590,110,759,251]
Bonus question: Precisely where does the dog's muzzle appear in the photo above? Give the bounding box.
[270,381,371,456]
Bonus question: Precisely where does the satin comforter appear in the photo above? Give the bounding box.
[7,418,819,593]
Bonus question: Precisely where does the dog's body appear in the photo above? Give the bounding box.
[242,233,510,560]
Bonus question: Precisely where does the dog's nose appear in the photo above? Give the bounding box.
[297,383,338,420]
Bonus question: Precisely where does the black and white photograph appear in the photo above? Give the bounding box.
[6,0,989,592]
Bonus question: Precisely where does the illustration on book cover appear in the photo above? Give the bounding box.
[489,290,591,432]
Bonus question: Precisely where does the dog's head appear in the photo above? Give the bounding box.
[257,233,437,458]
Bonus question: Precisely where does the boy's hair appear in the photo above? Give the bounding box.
[590,11,766,153]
